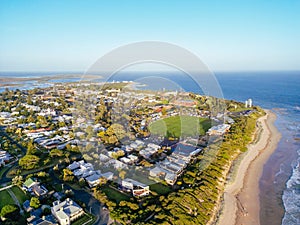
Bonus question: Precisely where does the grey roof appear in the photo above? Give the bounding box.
[51,198,83,220]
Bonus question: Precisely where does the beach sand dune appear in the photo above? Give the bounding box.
[217,110,281,225]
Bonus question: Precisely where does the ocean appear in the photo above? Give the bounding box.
[0,70,299,224]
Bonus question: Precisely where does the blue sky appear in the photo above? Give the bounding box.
[0,0,299,71]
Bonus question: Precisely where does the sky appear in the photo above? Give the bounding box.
[0,0,299,72]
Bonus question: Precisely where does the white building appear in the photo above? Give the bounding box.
[51,198,84,225]
[0,150,11,166]
[165,173,177,185]
[245,98,253,108]
[207,124,231,136]
[85,173,101,187]
[121,178,150,197]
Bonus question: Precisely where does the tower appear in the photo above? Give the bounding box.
[248,98,252,108]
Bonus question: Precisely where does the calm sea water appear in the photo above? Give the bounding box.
[1,71,299,224]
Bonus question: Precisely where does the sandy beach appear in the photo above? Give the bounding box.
[217,110,281,225]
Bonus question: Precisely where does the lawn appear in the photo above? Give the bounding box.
[72,213,95,225]
[149,115,211,138]
[53,183,63,192]
[11,186,29,204]
[101,186,130,203]
[0,190,15,209]
[0,166,10,179]
[150,183,172,195]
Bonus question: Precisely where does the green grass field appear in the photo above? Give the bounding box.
[0,166,10,179]
[72,213,96,225]
[150,183,172,195]
[149,115,211,138]
[102,186,130,203]
[11,186,29,204]
[0,190,15,209]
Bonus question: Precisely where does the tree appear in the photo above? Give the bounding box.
[30,197,40,209]
[19,155,40,170]
[58,121,66,128]
[161,107,167,115]
[109,123,126,139]
[119,170,126,180]
[93,189,108,205]
[111,150,125,159]
[12,176,23,186]
[37,171,49,178]
[98,177,107,186]
[86,125,94,139]
[0,204,19,219]
[79,178,86,187]
[63,168,74,182]
[49,149,63,157]
[26,140,36,155]
[108,135,118,145]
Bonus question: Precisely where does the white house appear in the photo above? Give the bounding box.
[85,173,101,187]
[51,198,84,225]
[101,172,114,181]
[121,178,150,197]
[149,166,166,178]
[165,173,177,185]
[207,124,231,136]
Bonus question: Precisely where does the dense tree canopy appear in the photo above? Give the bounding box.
[19,155,40,170]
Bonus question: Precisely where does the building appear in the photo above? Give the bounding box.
[149,166,166,178]
[139,143,161,159]
[165,172,177,185]
[101,171,114,181]
[0,150,11,165]
[121,178,150,197]
[245,98,253,108]
[28,215,58,225]
[207,124,231,136]
[51,198,84,225]
[32,184,49,197]
[23,200,33,212]
[23,177,39,191]
[85,173,101,187]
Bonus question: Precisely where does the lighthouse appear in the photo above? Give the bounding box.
[245,98,253,108]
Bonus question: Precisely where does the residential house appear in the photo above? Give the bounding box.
[149,166,166,178]
[85,173,101,187]
[101,172,114,181]
[23,199,33,212]
[28,215,58,225]
[0,150,11,166]
[51,198,84,225]
[23,177,39,191]
[32,184,49,197]
[165,172,177,185]
[207,124,231,136]
[121,178,150,197]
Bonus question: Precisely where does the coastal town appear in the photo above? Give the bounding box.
[0,82,259,225]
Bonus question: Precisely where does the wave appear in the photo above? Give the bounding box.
[281,151,300,225]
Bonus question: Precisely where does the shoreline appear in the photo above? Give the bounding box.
[217,110,281,225]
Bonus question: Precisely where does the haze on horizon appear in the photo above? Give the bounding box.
[0,0,299,72]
